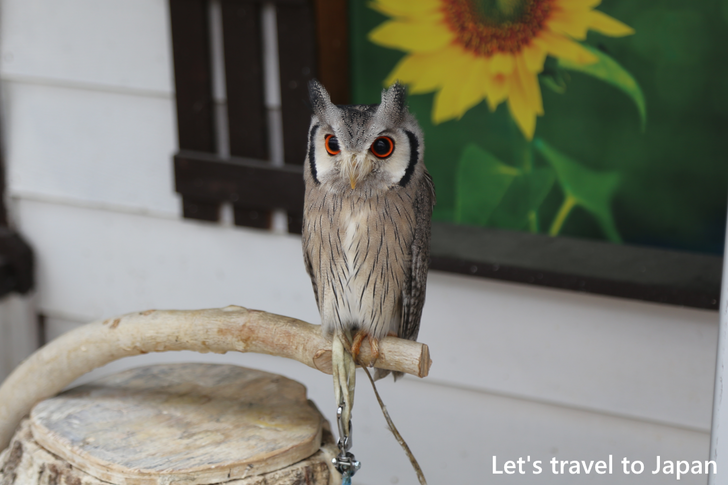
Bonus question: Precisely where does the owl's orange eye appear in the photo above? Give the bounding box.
[370,136,394,158]
[325,134,340,156]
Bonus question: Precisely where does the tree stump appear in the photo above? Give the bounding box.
[0,364,338,485]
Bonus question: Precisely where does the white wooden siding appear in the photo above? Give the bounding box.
[1,0,173,94]
[3,81,178,216]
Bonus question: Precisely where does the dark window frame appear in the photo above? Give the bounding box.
[169,0,345,233]
[0,95,34,297]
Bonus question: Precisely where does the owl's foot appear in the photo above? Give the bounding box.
[350,331,368,364]
[351,330,384,366]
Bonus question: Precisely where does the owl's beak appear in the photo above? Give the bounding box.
[344,153,372,190]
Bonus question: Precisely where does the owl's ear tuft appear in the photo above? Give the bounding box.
[308,79,335,120]
[376,82,407,125]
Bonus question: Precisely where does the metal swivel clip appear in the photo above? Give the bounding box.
[332,403,361,481]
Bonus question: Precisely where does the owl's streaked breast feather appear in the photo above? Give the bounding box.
[303,188,418,340]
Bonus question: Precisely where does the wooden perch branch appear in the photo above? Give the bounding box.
[0,306,432,451]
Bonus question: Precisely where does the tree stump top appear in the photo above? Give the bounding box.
[28,364,326,485]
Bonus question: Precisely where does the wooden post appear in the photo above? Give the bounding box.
[1,364,339,485]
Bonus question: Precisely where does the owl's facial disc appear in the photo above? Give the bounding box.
[311,119,416,190]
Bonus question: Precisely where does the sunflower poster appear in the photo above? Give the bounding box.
[350,0,728,256]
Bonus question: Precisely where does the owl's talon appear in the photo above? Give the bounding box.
[351,330,367,364]
[351,331,382,367]
[368,337,380,365]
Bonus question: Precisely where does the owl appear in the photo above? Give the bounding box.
[302,80,435,381]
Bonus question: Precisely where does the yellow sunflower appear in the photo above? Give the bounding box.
[369,0,634,139]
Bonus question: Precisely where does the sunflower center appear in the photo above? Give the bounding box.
[442,0,553,56]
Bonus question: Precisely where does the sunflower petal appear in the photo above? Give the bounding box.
[458,58,489,117]
[523,44,547,73]
[488,52,515,75]
[588,10,635,37]
[433,81,464,124]
[388,49,460,94]
[368,0,441,18]
[516,54,544,116]
[557,0,601,9]
[507,73,537,140]
[371,0,441,14]
[431,52,479,121]
[369,19,454,52]
[385,54,428,86]
[535,30,598,64]
[483,72,510,112]
[410,73,445,94]
[548,9,591,40]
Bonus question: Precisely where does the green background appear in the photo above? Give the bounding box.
[349,0,728,255]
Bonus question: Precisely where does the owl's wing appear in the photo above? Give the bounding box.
[302,222,320,310]
[400,171,436,341]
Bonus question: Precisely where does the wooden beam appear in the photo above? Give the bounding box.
[174,150,305,213]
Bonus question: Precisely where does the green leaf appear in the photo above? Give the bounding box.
[534,138,622,242]
[525,168,557,213]
[542,75,567,94]
[489,168,556,230]
[455,144,519,226]
[558,45,646,130]
[540,66,568,94]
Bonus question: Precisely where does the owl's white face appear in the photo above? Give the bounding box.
[310,126,416,189]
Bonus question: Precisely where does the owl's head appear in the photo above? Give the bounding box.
[305,80,425,192]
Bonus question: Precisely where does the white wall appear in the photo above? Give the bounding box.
[0,1,719,484]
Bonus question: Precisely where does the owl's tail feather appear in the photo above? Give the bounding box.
[373,369,404,380]
[374,369,390,380]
